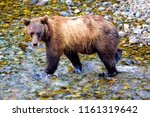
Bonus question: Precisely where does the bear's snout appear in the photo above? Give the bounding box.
[32,41,39,46]
[32,36,39,46]
[32,43,38,46]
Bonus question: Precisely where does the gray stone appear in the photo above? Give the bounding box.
[60,0,66,3]
[102,2,110,7]
[129,36,140,44]
[60,11,70,16]
[133,28,142,34]
[135,11,141,18]
[77,2,81,7]
[85,7,92,14]
[136,90,150,99]
[86,0,94,4]
[98,7,105,12]
[66,0,74,6]
[95,2,101,7]
[121,59,135,66]
[74,9,80,14]
[32,0,37,4]
[68,6,73,13]
[124,24,129,30]
[127,16,133,20]
[125,12,130,16]
[36,0,48,6]
[146,18,150,23]
[142,31,149,36]
[114,11,121,15]
[104,15,113,21]
[119,31,127,37]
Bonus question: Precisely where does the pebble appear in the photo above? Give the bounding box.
[66,0,74,6]
[85,7,92,14]
[136,90,150,99]
[102,2,111,7]
[142,31,149,36]
[60,0,66,3]
[95,2,101,7]
[135,11,141,18]
[98,7,105,12]
[77,2,81,7]
[133,28,142,35]
[104,15,113,21]
[146,18,150,23]
[60,11,70,16]
[119,31,127,37]
[74,9,81,14]
[36,0,48,6]
[129,36,140,44]
[32,0,37,4]
[86,0,94,4]
[121,59,136,65]
[124,24,129,30]
[124,12,130,17]
[142,24,149,28]
[114,11,121,15]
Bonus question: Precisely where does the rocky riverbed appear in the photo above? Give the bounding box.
[0,0,150,100]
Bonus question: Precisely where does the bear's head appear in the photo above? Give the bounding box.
[21,15,49,46]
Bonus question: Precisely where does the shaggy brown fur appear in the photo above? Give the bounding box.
[21,15,122,77]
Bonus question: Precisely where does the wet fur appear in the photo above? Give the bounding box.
[22,15,122,77]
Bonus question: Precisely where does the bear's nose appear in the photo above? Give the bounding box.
[33,43,38,46]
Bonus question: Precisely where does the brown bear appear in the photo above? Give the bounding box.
[21,15,122,77]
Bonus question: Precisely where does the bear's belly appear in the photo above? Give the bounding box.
[72,45,96,55]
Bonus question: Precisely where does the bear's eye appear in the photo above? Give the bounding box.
[37,32,41,38]
[30,32,34,37]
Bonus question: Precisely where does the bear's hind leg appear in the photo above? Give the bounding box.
[115,49,122,64]
[97,51,118,77]
[64,51,82,73]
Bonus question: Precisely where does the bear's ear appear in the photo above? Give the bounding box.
[21,18,30,26]
[41,15,49,24]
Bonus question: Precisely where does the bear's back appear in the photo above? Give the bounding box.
[56,15,106,47]
[49,15,116,54]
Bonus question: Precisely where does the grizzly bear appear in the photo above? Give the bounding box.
[21,15,122,77]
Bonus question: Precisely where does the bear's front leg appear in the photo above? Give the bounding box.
[64,50,82,74]
[45,52,60,75]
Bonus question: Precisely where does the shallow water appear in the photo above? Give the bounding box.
[0,50,149,100]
